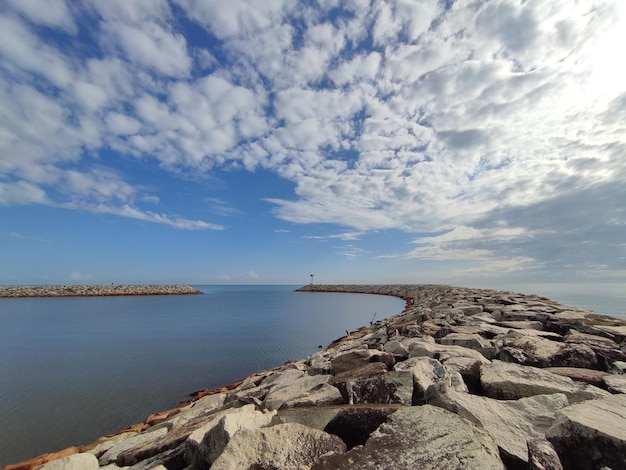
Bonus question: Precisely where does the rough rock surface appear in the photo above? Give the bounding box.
[6,284,626,470]
[37,453,99,470]
[427,385,568,466]
[210,422,346,470]
[546,393,626,470]
[480,360,610,402]
[312,405,504,469]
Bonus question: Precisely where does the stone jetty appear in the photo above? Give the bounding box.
[4,284,626,470]
[0,284,202,298]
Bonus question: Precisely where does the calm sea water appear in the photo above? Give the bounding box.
[0,285,404,467]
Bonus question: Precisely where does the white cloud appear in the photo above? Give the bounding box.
[5,0,76,32]
[106,112,142,136]
[86,203,224,230]
[1,0,625,266]
[0,180,48,205]
[0,15,74,87]
[101,21,192,78]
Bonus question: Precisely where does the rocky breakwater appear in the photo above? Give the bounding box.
[5,284,626,470]
[0,284,202,298]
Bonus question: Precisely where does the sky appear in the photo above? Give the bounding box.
[0,0,625,287]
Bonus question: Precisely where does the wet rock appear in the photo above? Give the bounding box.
[312,405,505,469]
[480,360,610,403]
[546,394,626,470]
[210,422,346,470]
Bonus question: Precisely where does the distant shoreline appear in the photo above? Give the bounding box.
[0,284,203,298]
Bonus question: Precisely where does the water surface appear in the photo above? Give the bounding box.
[0,285,404,467]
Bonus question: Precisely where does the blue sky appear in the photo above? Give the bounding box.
[0,0,625,286]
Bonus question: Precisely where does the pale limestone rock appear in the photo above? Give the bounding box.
[161,392,226,429]
[38,453,99,469]
[497,331,598,369]
[312,405,504,469]
[603,373,626,393]
[394,356,466,404]
[383,339,409,356]
[408,339,490,365]
[87,432,139,458]
[99,428,168,465]
[427,385,568,466]
[546,394,626,470]
[480,360,610,403]
[331,348,379,374]
[185,404,274,468]
[210,422,346,470]
[440,332,492,350]
[263,373,342,410]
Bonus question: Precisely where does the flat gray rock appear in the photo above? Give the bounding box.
[480,360,610,403]
[312,405,505,469]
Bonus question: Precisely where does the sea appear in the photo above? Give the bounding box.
[0,283,623,467]
[0,285,404,467]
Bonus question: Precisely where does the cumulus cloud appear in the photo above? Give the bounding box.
[1,0,625,274]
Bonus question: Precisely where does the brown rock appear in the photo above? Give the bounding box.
[544,367,609,387]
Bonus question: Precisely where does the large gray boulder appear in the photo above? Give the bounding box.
[330,347,378,374]
[480,360,610,403]
[262,373,343,410]
[394,356,467,404]
[497,331,599,369]
[210,422,346,470]
[312,405,505,469]
[185,404,274,467]
[427,385,568,467]
[546,393,626,470]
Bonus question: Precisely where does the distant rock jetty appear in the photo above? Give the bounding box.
[5,284,626,470]
[0,284,202,298]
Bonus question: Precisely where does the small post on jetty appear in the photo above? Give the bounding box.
[310,274,315,285]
